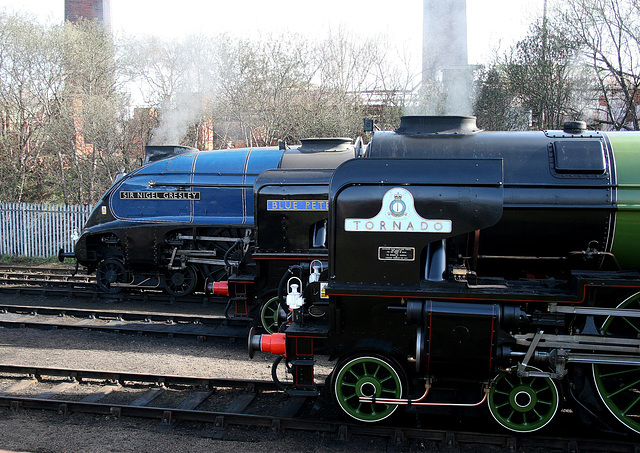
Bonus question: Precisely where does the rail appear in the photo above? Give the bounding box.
[0,364,636,452]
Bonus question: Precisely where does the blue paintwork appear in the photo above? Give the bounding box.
[109,147,285,225]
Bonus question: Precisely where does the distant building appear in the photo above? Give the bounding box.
[64,0,111,27]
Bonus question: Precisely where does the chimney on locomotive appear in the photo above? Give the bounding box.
[395,115,480,135]
[143,145,198,164]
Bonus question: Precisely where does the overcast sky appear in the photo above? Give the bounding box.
[0,0,546,66]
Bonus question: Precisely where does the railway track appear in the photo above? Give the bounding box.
[0,265,94,293]
[0,265,222,305]
[0,265,236,304]
[0,364,636,452]
[0,265,251,339]
[0,264,92,280]
[1,266,638,449]
[0,302,249,340]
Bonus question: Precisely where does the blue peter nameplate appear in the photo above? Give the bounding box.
[267,200,328,211]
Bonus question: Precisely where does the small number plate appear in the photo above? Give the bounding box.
[378,247,415,261]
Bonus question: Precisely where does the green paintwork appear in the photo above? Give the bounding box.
[333,356,402,422]
[488,366,559,432]
[609,132,640,269]
[260,296,284,334]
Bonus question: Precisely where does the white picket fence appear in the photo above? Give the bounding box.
[0,203,92,258]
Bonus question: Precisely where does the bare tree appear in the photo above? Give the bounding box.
[213,35,341,144]
[316,28,417,131]
[50,19,129,204]
[0,13,133,205]
[121,29,417,149]
[563,0,640,130]
[474,17,587,130]
[0,13,65,202]
[505,19,583,129]
[122,34,218,147]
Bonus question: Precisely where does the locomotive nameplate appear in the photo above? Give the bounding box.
[345,187,452,233]
[378,246,415,261]
[267,200,328,211]
[120,191,201,200]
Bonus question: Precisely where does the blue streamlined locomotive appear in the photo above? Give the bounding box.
[247,116,640,434]
[62,139,357,296]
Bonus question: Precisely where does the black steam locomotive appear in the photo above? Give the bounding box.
[244,116,640,434]
[64,115,640,434]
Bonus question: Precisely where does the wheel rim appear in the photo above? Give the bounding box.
[163,266,197,296]
[260,296,286,334]
[96,259,127,293]
[333,356,402,422]
[593,292,640,434]
[489,366,559,432]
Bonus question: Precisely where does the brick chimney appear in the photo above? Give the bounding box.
[65,0,111,27]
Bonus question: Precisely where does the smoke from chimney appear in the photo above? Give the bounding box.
[420,0,473,115]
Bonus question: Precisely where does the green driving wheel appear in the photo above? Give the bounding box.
[260,296,286,334]
[488,366,559,432]
[333,355,403,422]
[593,292,640,434]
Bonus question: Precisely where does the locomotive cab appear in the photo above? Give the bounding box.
[234,169,334,334]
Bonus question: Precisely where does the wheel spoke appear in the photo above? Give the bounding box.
[620,316,640,334]
[344,393,358,402]
[503,376,516,390]
[533,408,545,421]
[606,377,640,398]
[598,367,640,379]
[379,375,393,384]
[505,410,515,423]
[622,393,640,416]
